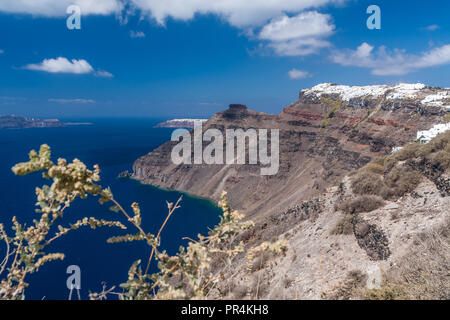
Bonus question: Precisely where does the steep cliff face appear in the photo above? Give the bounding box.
[133,83,449,220]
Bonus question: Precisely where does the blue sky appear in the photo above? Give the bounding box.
[0,0,449,118]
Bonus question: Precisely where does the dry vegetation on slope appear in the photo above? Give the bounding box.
[351,130,450,200]
[209,131,449,300]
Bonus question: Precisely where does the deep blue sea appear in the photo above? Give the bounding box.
[0,118,221,300]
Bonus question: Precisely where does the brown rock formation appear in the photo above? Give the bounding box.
[132,84,448,220]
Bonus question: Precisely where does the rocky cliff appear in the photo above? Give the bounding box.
[133,83,449,220]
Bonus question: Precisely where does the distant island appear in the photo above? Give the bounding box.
[155,119,208,129]
[0,115,91,129]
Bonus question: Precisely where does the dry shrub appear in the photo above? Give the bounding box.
[339,195,385,214]
[421,131,450,171]
[426,130,450,153]
[372,156,387,166]
[413,130,450,165]
[268,284,298,300]
[353,153,426,200]
[384,143,421,171]
[383,166,423,199]
[331,214,354,235]
[445,113,450,123]
[283,276,294,288]
[429,150,450,170]
[390,210,400,221]
[365,285,407,300]
[367,216,450,300]
[362,162,385,175]
[351,172,385,195]
[232,284,248,299]
[248,251,273,272]
[384,130,450,171]
[322,270,367,300]
[249,274,270,299]
[394,142,422,160]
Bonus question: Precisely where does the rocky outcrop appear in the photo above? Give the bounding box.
[118,170,131,178]
[132,83,449,220]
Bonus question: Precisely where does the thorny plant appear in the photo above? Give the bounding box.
[0,145,287,300]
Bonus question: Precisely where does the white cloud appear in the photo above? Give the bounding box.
[0,0,123,16]
[0,1,343,59]
[422,24,439,31]
[0,1,343,58]
[332,42,450,76]
[0,0,345,25]
[23,57,113,77]
[95,70,114,78]
[259,11,334,56]
[268,36,332,56]
[130,30,146,38]
[0,49,3,54]
[129,0,344,27]
[24,57,94,74]
[259,11,333,41]
[49,98,96,104]
[288,68,310,79]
